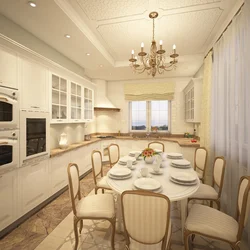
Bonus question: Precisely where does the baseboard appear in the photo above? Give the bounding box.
[0,169,92,239]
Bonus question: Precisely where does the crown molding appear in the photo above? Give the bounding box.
[54,0,115,66]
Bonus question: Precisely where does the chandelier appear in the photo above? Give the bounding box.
[129,11,179,77]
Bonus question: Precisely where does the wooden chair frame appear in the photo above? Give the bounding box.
[184,176,250,250]
[91,150,111,194]
[67,163,116,250]
[107,143,120,168]
[148,141,165,152]
[121,190,172,250]
[188,156,226,210]
[194,147,208,183]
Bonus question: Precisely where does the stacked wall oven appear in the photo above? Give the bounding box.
[0,86,19,174]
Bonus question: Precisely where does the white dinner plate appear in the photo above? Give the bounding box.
[119,161,137,165]
[134,178,161,191]
[119,156,136,163]
[133,185,163,193]
[170,177,198,186]
[170,172,197,183]
[154,149,163,153]
[172,159,190,166]
[109,168,132,177]
[108,173,132,180]
[149,169,163,175]
[170,163,191,169]
[167,152,183,158]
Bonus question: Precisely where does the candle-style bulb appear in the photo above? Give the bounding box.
[132,49,134,55]
[159,40,163,45]
[173,44,176,50]
[141,42,144,48]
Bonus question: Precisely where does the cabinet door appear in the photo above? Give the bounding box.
[0,170,18,231]
[0,47,18,89]
[51,74,68,123]
[18,160,49,216]
[49,152,70,195]
[70,147,87,176]
[20,58,49,111]
[70,82,83,123]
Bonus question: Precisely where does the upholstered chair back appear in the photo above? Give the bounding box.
[213,157,226,196]
[91,150,103,184]
[194,147,208,171]
[148,141,165,152]
[121,190,171,245]
[108,144,120,166]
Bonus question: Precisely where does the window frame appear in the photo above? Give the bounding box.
[129,101,171,133]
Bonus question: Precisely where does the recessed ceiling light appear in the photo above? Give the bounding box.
[86,53,90,56]
[99,64,103,67]
[65,34,71,38]
[28,1,37,7]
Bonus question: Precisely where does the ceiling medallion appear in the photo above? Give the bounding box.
[129,11,179,77]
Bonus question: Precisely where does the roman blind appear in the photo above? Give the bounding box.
[124,82,175,101]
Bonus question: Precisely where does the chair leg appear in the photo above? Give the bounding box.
[184,230,191,250]
[216,200,221,210]
[95,187,97,194]
[102,189,104,194]
[79,220,83,234]
[109,217,116,250]
[191,234,195,242]
[209,201,213,208]
[73,217,79,250]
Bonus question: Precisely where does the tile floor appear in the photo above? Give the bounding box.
[0,165,248,250]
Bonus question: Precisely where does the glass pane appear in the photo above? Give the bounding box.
[60,92,67,105]
[84,110,88,119]
[131,101,146,130]
[52,89,59,104]
[77,85,81,96]
[71,107,76,119]
[52,75,59,90]
[77,97,81,108]
[71,96,76,107]
[0,102,13,122]
[52,105,59,119]
[60,106,67,119]
[84,88,88,98]
[151,101,168,131]
[89,90,92,99]
[60,78,67,92]
[0,145,12,165]
[77,108,81,119]
[71,82,76,95]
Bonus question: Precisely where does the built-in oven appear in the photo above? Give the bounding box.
[20,110,50,166]
[0,130,19,174]
[0,86,19,130]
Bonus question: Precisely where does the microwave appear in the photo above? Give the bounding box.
[0,86,19,130]
[20,110,50,166]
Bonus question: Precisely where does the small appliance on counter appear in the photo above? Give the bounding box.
[84,134,91,141]
[59,133,68,149]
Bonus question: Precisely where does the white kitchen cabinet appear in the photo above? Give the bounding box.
[49,152,70,195]
[84,88,94,122]
[0,47,18,89]
[20,57,49,111]
[18,159,49,216]
[0,170,18,231]
[183,78,203,123]
[51,73,68,123]
[69,81,83,123]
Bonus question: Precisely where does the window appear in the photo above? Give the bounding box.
[130,101,170,132]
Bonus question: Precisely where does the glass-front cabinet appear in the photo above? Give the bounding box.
[70,82,83,122]
[84,88,93,121]
[51,74,68,123]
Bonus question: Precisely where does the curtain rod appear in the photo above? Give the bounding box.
[204,2,245,59]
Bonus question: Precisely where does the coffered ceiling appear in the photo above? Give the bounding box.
[0,0,243,81]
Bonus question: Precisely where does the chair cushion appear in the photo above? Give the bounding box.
[76,193,115,219]
[189,184,218,200]
[96,176,111,190]
[185,204,239,243]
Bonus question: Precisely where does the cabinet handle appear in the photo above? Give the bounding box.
[30,162,39,167]
[31,106,40,108]
[0,141,8,145]
[57,119,63,122]
[0,97,8,102]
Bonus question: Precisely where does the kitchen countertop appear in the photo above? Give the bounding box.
[50,136,200,158]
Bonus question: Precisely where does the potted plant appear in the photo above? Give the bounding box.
[140,148,158,164]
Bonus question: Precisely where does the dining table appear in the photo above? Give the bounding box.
[106,154,200,239]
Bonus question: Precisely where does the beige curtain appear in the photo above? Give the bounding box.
[200,51,213,184]
[124,82,175,101]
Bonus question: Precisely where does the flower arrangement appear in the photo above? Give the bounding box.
[140,148,158,159]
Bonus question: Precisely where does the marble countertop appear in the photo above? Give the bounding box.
[50,136,200,158]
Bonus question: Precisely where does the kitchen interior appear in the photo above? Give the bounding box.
[0,0,250,250]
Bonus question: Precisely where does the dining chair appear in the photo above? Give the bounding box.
[121,190,172,250]
[67,163,116,250]
[107,143,120,167]
[188,156,226,210]
[148,141,165,152]
[91,150,111,194]
[184,176,250,250]
[194,147,208,183]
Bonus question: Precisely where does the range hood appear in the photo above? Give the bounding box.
[93,79,120,112]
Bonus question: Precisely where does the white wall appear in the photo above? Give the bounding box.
[95,78,195,134]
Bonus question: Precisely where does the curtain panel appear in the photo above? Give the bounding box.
[124,82,175,101]
[211,2,250,246]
